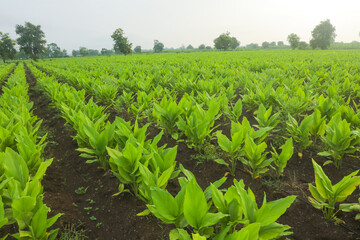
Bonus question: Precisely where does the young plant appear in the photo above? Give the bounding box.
[271,138,294,178]
[223,98,243,122]
[77,122,116,170]
[242,136,273,179]
[308,159,360,220]
[153,96,181,138]
[177,101,220,151]
[309,109,326,145]
[318,113,360,168]
[286,113,312,157]
[215,122,246,176]
[235,179,296,239]
[254,103,280,130]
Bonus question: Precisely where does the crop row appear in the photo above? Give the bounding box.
[28,61,301,239]
[0,63,61,239]
[32,51,360,238]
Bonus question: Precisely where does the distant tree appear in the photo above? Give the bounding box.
[111,28,132,55]
[287,33,300,50]
[88,49,99,56]
[186,44,194,50]
[15,22,46,60]
[270,41,276,47]
[198,44,205,50]
[72,50,80,57]
[277,41,284,46]
[310,19,336,50]
[62,49,68,57]
[45,43,62,58]
[79,47,89,56]
[134,46,141,53]
[101,48,108,55]
[153,40,164,53]
[214,32,232,50]
[15,50,28,60]
[298,41,309,50]
[0,32,17,63]
[246,43,259,49]
[262,41,270,49]
[230,37,240,49]
[205,46,212,50]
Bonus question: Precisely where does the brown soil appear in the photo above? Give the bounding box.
[9,63,359,240]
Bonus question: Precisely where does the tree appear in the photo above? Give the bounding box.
[45,43,62,58]
[15,22,46,60]
[72,50,80,57]
[270,41,276,47]
[246,43,259,49]
[230,37,240,49]
[0,32,16,63]
[214,32,232,50]
[111,28,132,55]
[79,47,89,56]
[262,41,270,49]
[287,33,300,50]
[277,41,284,47]
[205,46,212,50]
[62,49,68,57]
[198,44,205,50]
[153,40,164,53]
[134,46,141,53]
[186,44,194,50]
[298,41,308,50]
[310,19,336,50]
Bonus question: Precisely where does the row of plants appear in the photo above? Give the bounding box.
[0,63,15,83]
[35,53,360,227]
[0,63,61,239]
[28,63,299,239]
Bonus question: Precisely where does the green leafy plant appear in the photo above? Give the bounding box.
[242,136,273,179]
[177,101,220,151]
[223,98,242,122]
[318,113,360,168]
[308,159,360,220]
[153,96,181,138]
[232,179,296,239]
[286,113,312,157]
[77,122,116,170]
[271,138,294,178]
[254,103,280,130]
[309,109,326,145]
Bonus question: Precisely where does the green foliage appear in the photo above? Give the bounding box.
[242,136,272,179]
[254,104,280,130]
[0,32,17,63]
[177,101,220,151]
[154,40,164,53]
[286,114,312,156]
[223,98,242,122]
[271,138,294,178]
[287,33,300,50]
[309,159,360,220]
[111,28,132,55]
[15,22,46,60]
[318,113,360,168]
[214,32,233,51]
[153,96,181,138]
[134,46,141,53]
[310,19,336,50]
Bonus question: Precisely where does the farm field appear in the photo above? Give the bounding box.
[2,49,360,239]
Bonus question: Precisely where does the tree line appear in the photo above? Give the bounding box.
[0,19,351,62]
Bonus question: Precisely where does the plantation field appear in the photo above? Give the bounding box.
[2,50,360,239]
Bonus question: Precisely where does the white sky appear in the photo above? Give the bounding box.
[1,0,360,51]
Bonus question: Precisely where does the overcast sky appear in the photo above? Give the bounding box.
[1,0,360,51]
